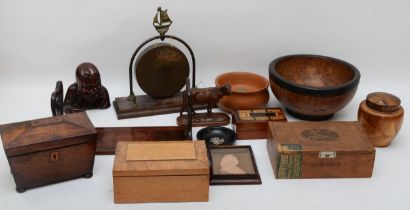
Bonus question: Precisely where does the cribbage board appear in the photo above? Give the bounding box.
[232,108,287,140]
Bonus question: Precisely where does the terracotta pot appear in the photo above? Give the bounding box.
[269,54,360,120]
[215,72,269,112]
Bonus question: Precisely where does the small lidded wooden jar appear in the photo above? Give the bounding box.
[358,92,404,147]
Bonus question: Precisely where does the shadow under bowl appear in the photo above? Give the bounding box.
[269,54,360,120]
[215,72,270,112]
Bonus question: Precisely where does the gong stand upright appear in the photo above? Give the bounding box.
[113,7,208,119]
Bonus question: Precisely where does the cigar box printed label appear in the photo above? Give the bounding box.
[276,144,303,179]
[301,129,338,141]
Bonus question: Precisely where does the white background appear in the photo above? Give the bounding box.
[0,0,409,209]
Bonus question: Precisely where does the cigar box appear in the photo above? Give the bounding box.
[232,108,287,139]
[0,112,97,192]
[113,141,209,203]
[267,121,375,179]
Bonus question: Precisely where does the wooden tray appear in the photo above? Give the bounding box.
[96,126,189,155]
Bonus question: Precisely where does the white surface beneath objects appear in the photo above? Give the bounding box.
[0,0,410,210]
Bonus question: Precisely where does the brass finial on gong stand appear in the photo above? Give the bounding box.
[153,7,172,39]
[113,7,207,120]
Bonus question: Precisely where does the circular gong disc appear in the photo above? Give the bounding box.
[135,43,189,98]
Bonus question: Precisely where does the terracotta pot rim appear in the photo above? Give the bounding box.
[215,71,269,94]
[269,54,360,96]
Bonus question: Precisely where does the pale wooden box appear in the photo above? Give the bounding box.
[112,141,209,203]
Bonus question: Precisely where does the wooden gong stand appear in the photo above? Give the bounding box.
[113,34,208,119]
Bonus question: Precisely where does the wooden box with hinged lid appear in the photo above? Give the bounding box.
[0,112,97,192]
[232,108,287,140]
[112,140,209,203]
[267,121,375,179]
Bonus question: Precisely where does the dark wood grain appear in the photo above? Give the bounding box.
[95,126,189,155]
[113,92,209,119]
[10,141,96,192]
[0,112,97,192]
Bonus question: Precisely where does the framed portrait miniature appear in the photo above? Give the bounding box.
[208,146,261,185]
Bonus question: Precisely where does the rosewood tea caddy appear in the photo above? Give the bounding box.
[0,112,97,192]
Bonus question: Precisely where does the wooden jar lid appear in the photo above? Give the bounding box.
[366,92,401,112]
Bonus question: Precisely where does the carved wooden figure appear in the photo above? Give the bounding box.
[50,81,64,116]
[51,63,110,116]
[63,63,110,113]
[180,85,231,116]
[177,79,231,127]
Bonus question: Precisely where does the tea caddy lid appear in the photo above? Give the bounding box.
[0,112,96,157]
[366,92,401,112]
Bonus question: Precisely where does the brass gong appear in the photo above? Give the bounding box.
[113,7,199,120]
[135,43,189,98]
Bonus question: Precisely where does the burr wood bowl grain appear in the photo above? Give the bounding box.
[215,72,270,112]
[269,54,360,120]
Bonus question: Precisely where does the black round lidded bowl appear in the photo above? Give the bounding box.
[269,54,360,120]
[196,126,237,146]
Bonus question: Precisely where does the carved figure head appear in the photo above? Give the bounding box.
[76,62,102,100]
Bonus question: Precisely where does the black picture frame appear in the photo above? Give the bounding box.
[208,145,262,185]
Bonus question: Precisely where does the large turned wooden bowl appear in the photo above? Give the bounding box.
[269,55,360,120]
[215,72,270,112]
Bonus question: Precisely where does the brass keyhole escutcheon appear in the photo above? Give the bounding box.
[50,152,59,162]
